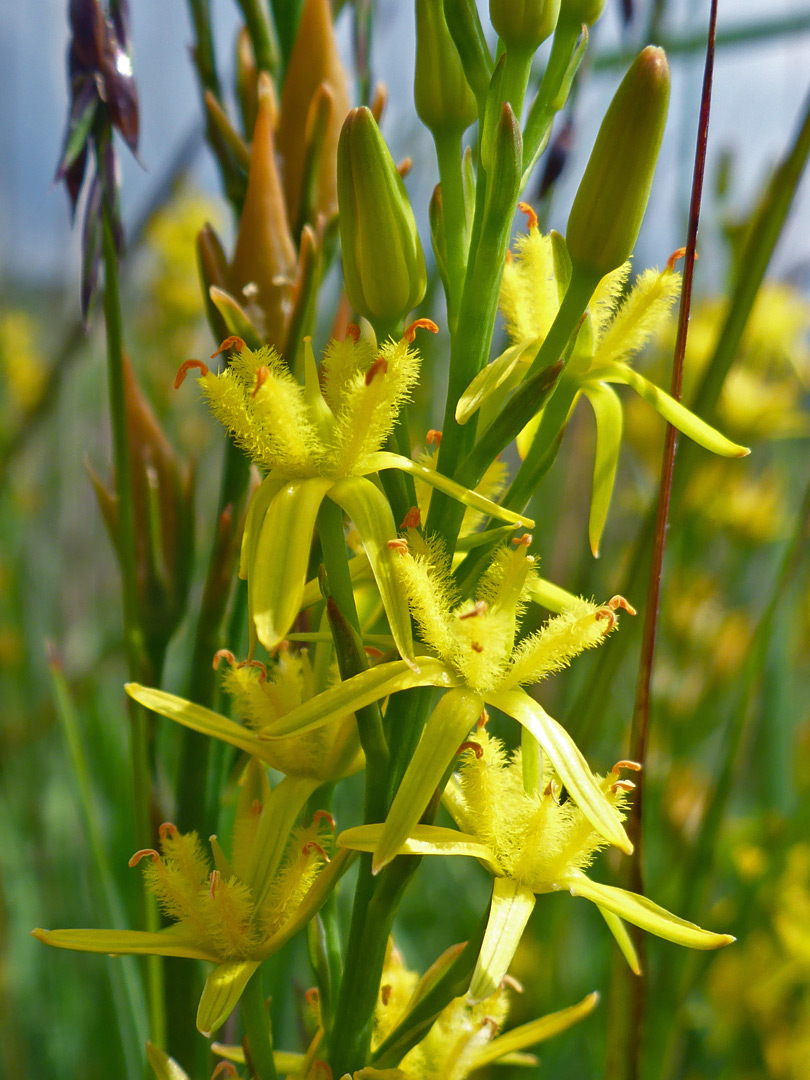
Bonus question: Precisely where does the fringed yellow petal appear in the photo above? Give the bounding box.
[260,848,354,958]
[500,228,560,344]
[468,877,536,1003]
[469,991,600,1068]
[593,263,681,367]
[196,960,260,1037]
[486,690,632,853]
[583,381,624,557]
[372,688,484,873]
[503,597,615,689]
[598,907,641,974]
[566,872,736,949]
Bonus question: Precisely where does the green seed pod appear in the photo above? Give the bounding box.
[489,0,561,52]
[558,0,607,28]
[566,45,670,278]
[337,107,427,326]
[415,0,477,135]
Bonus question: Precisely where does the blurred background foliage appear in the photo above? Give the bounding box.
[1,1,810,1078]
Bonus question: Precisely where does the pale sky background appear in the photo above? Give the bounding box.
[1,0,809,292]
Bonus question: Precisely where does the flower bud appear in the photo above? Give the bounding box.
[489,0,561,52]
[558,0,607,28]
[566,45,670,278]
[415,0,477,135]
[337,107,427,326]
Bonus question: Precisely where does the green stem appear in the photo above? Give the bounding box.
[241,966,278,1080]
[237,0,280,74]
[522,22,581,179]
[434,130,468,328]
[499,45,534,122]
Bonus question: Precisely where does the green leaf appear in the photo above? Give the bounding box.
[600,364,750,457]
[485,689,632,853]
[197,960,260,1037]
[361,451,534,528]
[327,475,417,667]
[258,658,458,740]
[597,907,641,974]
[372,688,485,873]
[471,991,600,1067]
[583,381,624,557]
[251,478,333,651]
[566,873,736,949]
[469,877,536,1003]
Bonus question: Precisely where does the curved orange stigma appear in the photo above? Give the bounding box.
[517,201,539,230]
[210,335,245,358]
[158,822,178,839]
[129,848,160,867]
[403,317,439,343]
[212,648,236,670]
[313,810,336,829]
[458,740,483,759]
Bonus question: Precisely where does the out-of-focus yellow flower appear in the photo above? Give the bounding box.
[0,309,46,411]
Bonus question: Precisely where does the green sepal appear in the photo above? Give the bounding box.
[208,286,263,350]
[469,876,536,1002]
[566,872,736,949]
[415,0,477,135]
[258,657,458,740]
[470,991,599,1067]
[244,775,320,908]
[251,477,333,651]
[595,365,750,457]
[327,475,417,667]
[146,1043,192,1080]
[197,960,260,1037]
[524,575,580,614]
[485,689,632,852]
[455,524,518,551]
[372,687,485,873]
[31,926,216,962]
[361,451,534,528]
[442,0,494,109]
[338,822,496,866]
[597,907,641,974]
[209,1044,305,1072]
[455,340,540,425]
[583,381,623,556]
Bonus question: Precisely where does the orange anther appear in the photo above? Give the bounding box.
[399,506,421,530]
[313,810,336,829]
[481,1016,500,1035]
[250,799,263,817]
[387,538,409,554]
[128,848,160,867]
[209,870,220,898]
[397,156,413,178]
[346,323,360,343]
[477,708,489,729]
[302,841,329,861]
[595,609,617,631]
[666,246,692,271]
[364,645,385,658]
[403,318,439,343]
[426,429,442,446]
[608,595,637,616]
[612,759,643,773]
[237,658,268,682]
[518,201,538,230]
[305,986,321,1007]
[459,600,488,620]
[252,365,270,398]
[613,780,636,793]
[212,1063,239,1079]
[370,81,387,123]
[210,335,245,359]
[158,822,178,839]
[174,358,209,389]
[502,973,524,993]
[365,356,388,385]
[511,533,532,546]
[381,984,393,1005]
[458,740,483,759]
[470,641,484,653]
[212,648,236,670]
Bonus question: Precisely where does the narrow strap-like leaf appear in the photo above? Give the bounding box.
[583,381,624,557]
[485,689,632,853]
[597,363,749,457]
[566,872,735,949]
[361,451,534,528]
[469,877,536,1003]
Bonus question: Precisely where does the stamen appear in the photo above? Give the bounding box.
[128,849,160,867]
[511,533,532,546]
[613,780,636,793]
[459,600,488,620]
[470,641,484,653]
[595,609,617,632]
[608,595,637,616]
[403,318,439,343]
[365,356,388,385]
[666,246,691,271]
[209,870,220,898]
[302,841,329,862]
[237,658,268,682]
[517,201,539,230]
[481,1016,500,1035]
[501,974,524,993]
[458,740,483,759]
[397,156,413,178]
[387,538,409,554]
[174,358,209,389]
[250,799,263,817]
[252,365,270,398]
[313,810,336,830]
[505,249,513,264]
[311,1062,332,1080]
[370,81,387,122]
[210,335,245,358]
[212,648,236,670]
[345,323,360,343]
[305,987,320,1008]
[380,984,392,1005]
[364,645,385,658]
[477,708,489,729]
[212,1063,239,1079]
[426,429,442,446]
[612,759,643,774]
[158,822,178,839]
[399,506,421,529]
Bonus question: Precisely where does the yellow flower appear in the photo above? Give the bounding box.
[33,760,352,1036]
[341,729,734,1001]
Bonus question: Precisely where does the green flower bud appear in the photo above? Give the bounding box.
[558,0,607,28]
[566,45,670,278]
[415,0,477,134]
[337,107,427,326]
[489,0,561,52]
